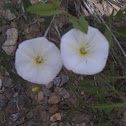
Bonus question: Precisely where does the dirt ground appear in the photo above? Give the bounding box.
[0,0,126,126]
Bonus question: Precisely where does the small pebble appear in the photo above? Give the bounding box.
[50,122,58,126]
[49,104,58,114]
[30,0,43,4]
[46,82,53,89]
[18,95,25,105]
[81,91,85,95]
[35,91,44,102]
[10,113,19,121]
[0,98,8,109]
[54,87,70,98]
[48,92,60,104]
[4,78,12,87]
[60,74,69,86]
[90,121,94,126]
[59,122,64,126]
[50,113,61,122]
[5,9,16,21]
[43,86,51,96]
[53,77,61,86]
[76,122,86,126]
[2,28,18,56]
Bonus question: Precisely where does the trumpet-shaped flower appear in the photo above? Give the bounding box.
[61,26,109,75]
[15,37,63,84]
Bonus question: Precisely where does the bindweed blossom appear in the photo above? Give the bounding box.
[61,26,109,75]
[15,37,63,85]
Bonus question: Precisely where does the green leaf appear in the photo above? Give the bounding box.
[23,0,32,10]
[109,8,114,29]
[79,15,88,34]
[0,52,13,71]
[79,79,98,85]
[104,28,113,50]
[69,19,82,30]
[108,76,126,80]
[117,107,123,117]
[111,49,126,71]
[116,26,126,39]
[78,87,109,93]
[69,15,88,34]
[110,62,116,86]
[27,4,63,16]
[114,5,126,20]
[104,107,113,114]
[23,0,33,19]
[98,24,106,34]
[90,103,126,109]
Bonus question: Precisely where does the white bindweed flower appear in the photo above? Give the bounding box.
[15,37,63,85]
[61,26,109,75]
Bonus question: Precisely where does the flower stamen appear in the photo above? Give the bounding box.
[79,46,88,55]
[35,56,44,64]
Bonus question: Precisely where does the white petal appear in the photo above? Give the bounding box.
[15,37,63,84]
[73,58,103,75]
[22,65,50,84]
[61,26,109,75]
[61,29,87,47]
[15,49,35,76]
[42,43,63,82]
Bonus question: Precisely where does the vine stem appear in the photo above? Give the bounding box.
[51,0,79,22]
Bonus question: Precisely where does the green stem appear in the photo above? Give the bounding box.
[112,30,126,37]
[98,74,126,101]
[51,0,79,22]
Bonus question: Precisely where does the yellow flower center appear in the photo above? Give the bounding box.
[79,46,87,55]
[35,56,44,64]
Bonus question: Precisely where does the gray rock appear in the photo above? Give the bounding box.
[10,95,25,105]
[18,95,25,105]
[54,87,70,98]
[53,77,61,86]
[10,113,19,121]
[10,88,16,94]
[0,98,8,109]
[2,28,18,56]
[62,112,69,120]
[59,102,70,110]
[43,86,51,96]
[10,98,17,103]
[53,75,69,87]
[50,122,58,126]
[60,75,69,87]
[4,78,12,87]
[5,9,16,20]
[90,121,94,126]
